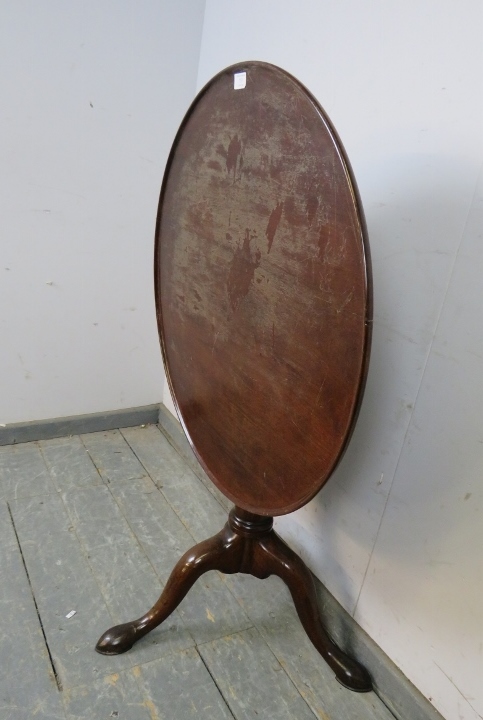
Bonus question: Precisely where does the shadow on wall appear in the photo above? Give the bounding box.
[275,152,480,611]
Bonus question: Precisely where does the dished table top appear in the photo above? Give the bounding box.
[155,62,372,516]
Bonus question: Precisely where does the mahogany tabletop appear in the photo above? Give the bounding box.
[155,61,372,516]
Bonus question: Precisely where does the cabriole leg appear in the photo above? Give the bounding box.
[95,521,242,655]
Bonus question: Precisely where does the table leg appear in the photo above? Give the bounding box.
[95,520,243,655]
[252,529,372,692]
[95,506,372,692]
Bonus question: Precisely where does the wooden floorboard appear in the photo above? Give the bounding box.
[199,626,318,720]
[0,425,396,720]
[0,542,65,720]
[0,441,56,501]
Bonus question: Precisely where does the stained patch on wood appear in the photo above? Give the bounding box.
[226,135,242,176]
[305,194,319,225]
[265,201,284,253]
[226,229,261,310]
[208,160,222,171]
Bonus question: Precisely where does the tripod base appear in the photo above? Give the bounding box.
[95,507,372,692]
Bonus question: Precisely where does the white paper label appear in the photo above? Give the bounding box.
[234,72,246,90]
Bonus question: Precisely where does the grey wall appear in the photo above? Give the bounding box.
[0,1,206,424]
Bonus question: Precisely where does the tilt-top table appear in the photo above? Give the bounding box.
[96,61,373,693]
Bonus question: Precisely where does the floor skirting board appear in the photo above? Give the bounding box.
[157,403,444,720]
[0,404,160,446]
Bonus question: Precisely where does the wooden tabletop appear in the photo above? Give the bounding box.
[155,62,372,516]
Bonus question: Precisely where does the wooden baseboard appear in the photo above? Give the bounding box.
[0,404,160,446]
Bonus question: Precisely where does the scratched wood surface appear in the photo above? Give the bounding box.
[155,61,372,516]
[0,427,396,719]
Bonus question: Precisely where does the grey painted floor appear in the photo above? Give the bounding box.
[0,425,396,720]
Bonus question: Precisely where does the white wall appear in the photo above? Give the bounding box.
[197,2,483,719]
[0,1,205,424]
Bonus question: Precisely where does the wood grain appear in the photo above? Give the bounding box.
[155,61,372,515]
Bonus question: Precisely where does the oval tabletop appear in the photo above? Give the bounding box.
[155,62,372,516]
